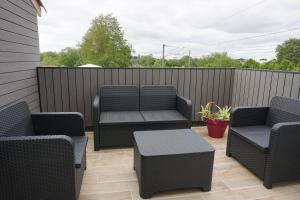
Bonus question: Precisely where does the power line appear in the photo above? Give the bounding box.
[200,0,268,29]
[164,44,186,48]
[163,44,190,58]
[210,25,300,46]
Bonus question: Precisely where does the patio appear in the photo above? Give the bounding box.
[80,127,300,200]
[1,0,300,199]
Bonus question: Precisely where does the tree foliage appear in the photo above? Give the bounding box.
[79,14,132,67]
[41,48,81,67]
[243,59,260,68]
[59,47,81,67]
[194,53,241,67]
[40,51,61,66]
[276,38,300,64]
[139,55,157,67]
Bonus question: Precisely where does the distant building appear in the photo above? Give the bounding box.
[238,58,246,63]
[78,64,102,68]
[259,58,268,62]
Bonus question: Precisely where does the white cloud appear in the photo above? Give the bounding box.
[38,0,300,60]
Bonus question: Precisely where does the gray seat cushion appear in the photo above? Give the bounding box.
[100,111,145,125]
[71,136,88,168]
[141,110,187,123]
[231,126,271,150]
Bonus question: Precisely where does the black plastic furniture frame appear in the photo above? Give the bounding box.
[0,101,87,200]
[93,85,192,150]
[134,129,215,198]
[226,96,300,189]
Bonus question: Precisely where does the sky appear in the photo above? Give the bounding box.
[38,0,300,60]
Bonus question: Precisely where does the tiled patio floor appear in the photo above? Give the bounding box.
[80,127,300,200]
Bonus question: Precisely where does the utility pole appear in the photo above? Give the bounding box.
[162,44,165,67]
[188,50,191,67]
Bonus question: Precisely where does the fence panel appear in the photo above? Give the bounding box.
[38,67,300,127]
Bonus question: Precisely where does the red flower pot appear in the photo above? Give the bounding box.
[205,118,229,138]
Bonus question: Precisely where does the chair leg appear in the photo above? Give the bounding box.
[226,151,232,157]
[263,180,272,189]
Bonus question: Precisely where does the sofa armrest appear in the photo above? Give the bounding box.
[263,122,300,187]
[93,95,101,150]
[31,112,85,136]
[230,106,269,127]
[176,95,192,125]
[0,135,77,200]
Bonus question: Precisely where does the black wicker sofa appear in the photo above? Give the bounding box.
[93,85,192,150]
[0,101,87,200]
[226,96,300,189]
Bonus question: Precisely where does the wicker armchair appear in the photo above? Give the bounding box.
[226,96,300,188]
[0,102,87,200]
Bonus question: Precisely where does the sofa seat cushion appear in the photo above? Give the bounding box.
[71,136,88,168]
[141,110,187,123]
[231,125,271,150]
[100,111,144,125]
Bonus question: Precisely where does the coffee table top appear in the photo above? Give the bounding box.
[133,129,215,156]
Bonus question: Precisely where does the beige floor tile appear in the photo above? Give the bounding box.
[79,191,132,200]
[80,127,300,200]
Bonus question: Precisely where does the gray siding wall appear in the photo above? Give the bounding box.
[0,0,40,111]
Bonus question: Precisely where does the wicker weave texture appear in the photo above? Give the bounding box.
[227,96,300,189]
[267,96,300,126]
[0,136,77,200]
[100,85,139,111]
[0,101,87,200]
[93,85,192,150]
[140,85,177,111]
[0,101,35,136]
[229,133,266,179]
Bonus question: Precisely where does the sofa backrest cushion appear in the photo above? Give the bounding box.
[267,96,300,126]
[0,101,35,137]
[100,85,139,111]
[140,85,177,111]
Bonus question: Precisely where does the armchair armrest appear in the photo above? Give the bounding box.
[93,95,101,150]
[31,112,85,136]
[0,135,77,200]
[264,122,300,187]
[230,106,269,127]
[176,95,192,125]
[93,95,100,125]
[271,121,300,133]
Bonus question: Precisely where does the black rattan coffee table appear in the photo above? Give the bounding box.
[133,129,215,199]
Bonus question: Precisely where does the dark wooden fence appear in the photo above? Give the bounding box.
[231,69,300,107]
[37,67,300,127]
[37,67,235,126]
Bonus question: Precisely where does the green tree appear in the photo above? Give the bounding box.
[40,51,60,66]
[140,55,157,67]
[194,52,241,68]
[278,59,294,71]
[80,14,132,67]
[243,59,260,68]
[153,59,162,67]
[165,58,185,67]
[276,38,300,64]
[59,47,81,67]
[261,59,279,70]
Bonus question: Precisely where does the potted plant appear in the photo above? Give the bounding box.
[197,102,231,138]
